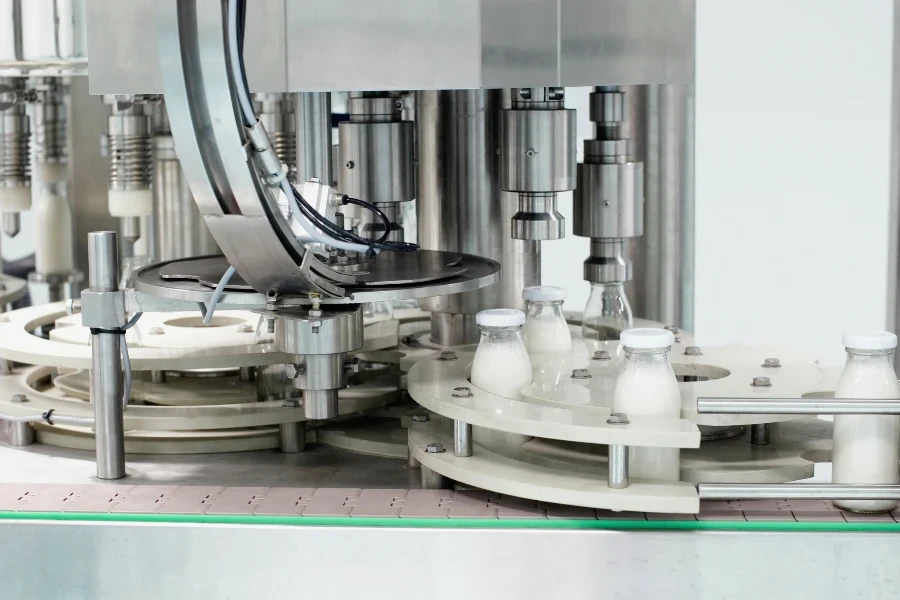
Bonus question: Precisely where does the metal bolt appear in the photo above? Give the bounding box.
[425,442,445,454]
[65,298,82,315]
[283,398,300,408]
[238,324,254,333]
[762,358,782,368]
[345,160,354,169]
[411,414,430,423]
[525,149,536,157]
[518,88,532,100]
[684,346,703,356]
[394,100,403,110]
[571,368,592,379]
[751,376,772,388]
[547,87,565,101]
[438,351,457,361]
[451,386,473,398]
[10,394,27,403]
[592,350,611,361]
[344,358,360,374]
[665,325,679,334]
[607,412,630,425]
[148,327,164,335]
[285,363,305,378]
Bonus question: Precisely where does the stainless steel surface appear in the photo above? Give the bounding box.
[430,313,478,346]
[420,464,447,490]
[303,389,339,420]
[256,365,299,403]
[106,98,152,193]
[28,77,67,166]
[88,0,694,92]
[607,444,629,489]
[698,397,900,415]
[574,164,644,238]
[134,252,500,306]
[239,366,254,383]
[288,354,350,396]
[750,423,773,445]
[889,0,900,370]
[152,132,216,261]
[628,83,695,331]
[296,92,332,185]
[156,0,338,298]
[254,93,296,182]
[120,215,139,244]
[338,115,414,202]
[278,421,305,453]
[698,483,900,501]
[0,77,30,192]
[88,231,124,480]
[1,212,19,237]
[453,420,473,457]
[275,308,363,355]
[583,238,632,284]
[501,95,576,241]
[417,90,539,344]
[150,370,166,385]
[7,420,34,447]
[71,77,117,274]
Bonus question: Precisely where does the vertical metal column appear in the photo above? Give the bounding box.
[628,83,695,332]
[296,92,332,185]
[453,420,473,457]
[88,231,125,480]
[417,90,540,346]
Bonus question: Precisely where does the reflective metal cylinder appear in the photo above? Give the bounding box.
[88,231,125,480]
[296,92,332,185]
[607,444,629,489]
[453,420,473,457]
[417,89,540,345]
[8,421,35,447]
[573,163,643,239]
[279,421,306,453]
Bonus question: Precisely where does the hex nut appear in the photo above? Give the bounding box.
[10,394,27,403]
[451,386,473,398]
[411,414,430,423]
[571,368,592,379]
[438,351,458,361]
[684,346,703,356]
[751,376,772,388]
[607,412,630,425]
[592,350,611,361]
[425,442,445,454]
[148,327,164,335]
[762,358,782,368]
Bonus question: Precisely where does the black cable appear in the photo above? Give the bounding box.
[231,0,417,255]
[343,197,391,244]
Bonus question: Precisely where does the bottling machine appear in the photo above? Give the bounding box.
[0,1,898,598]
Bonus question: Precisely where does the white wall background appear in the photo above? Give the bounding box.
[542,0,897,366]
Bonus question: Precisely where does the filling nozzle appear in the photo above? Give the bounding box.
[1,213,20,238]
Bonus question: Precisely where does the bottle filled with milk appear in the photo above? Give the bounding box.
[523,286,571,354]
[613,328,681,481]
[470,309,533,400]
[832,331,900,513]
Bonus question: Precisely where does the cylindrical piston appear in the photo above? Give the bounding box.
[573,162,644,239]
[106,98,153,218]
[0,77,32,219]
[500,104,576,240]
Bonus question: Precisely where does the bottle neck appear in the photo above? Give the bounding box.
[845,348,895,366]
[525,299,565,320]
[623,346,672,365]
[478,325,523,343]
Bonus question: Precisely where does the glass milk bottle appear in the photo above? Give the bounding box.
[582,282,633,341]
[470,309,533,400]
[522,286,572,355]
[613,328,681,481]
[832,331,900,513]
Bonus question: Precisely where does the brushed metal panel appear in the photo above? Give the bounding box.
[480,0,559,87]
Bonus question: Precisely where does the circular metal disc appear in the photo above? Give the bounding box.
[135,252,500,305]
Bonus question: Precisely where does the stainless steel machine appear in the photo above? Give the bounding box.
[0,1,898,598]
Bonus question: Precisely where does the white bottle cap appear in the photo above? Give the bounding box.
[842,331,898,351]
[523,286,566,302]
[476,308,526,328]
[620,327,675,349]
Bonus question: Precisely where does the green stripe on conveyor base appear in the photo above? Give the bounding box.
[1,511,900,532]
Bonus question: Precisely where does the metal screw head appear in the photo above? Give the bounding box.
[607,412,629,425]
[425,442,445,454]
[148,326,164,335]
[285,363,305,378]
[238,324,254,333]
[571,368,592,379]
[592,350,611,361]
[665,325,679,334]
[451,386,473,398]
[266,317,276,334]
[345,160,354,169]
[518,88,532,100]
[411,414,430,423]
[751,376,772,388]
[394,99,403,110]
[10,394,27,403]
[65,298,82,316]
[438,351,458,361]
[525,149,536,157]
[283,398,300,408]
[762,358,782,368]
[684,346,703,356]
